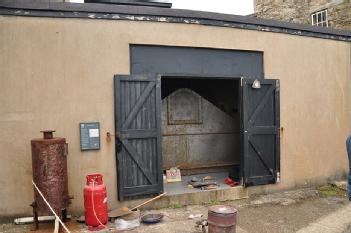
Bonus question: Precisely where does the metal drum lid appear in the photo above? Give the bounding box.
[208,205,237,215]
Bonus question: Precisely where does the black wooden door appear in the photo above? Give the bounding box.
[114,75,163,200]
[242,79,280,186]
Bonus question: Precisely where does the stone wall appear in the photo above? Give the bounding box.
[254,0,351,30]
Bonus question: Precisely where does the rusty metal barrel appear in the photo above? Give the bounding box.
[31,130,69,216]
[208,205,237,233]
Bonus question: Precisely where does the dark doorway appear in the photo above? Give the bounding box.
[161,76,242,195]
[161,76,241,172]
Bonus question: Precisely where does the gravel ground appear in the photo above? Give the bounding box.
[1,186,349,233]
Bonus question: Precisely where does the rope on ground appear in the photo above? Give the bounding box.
[32,180,71,233]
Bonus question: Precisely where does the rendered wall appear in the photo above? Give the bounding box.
[0,15,350,216]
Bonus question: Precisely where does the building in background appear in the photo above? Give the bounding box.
[254,0,351,30]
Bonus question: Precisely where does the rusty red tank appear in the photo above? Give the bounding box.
[84,173,108,230]
[208,205,237,233]
[31,130,70,221]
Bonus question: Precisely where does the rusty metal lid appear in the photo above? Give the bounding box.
[31,130,65,143]
[208,205,237,214]
[40,130,56,139]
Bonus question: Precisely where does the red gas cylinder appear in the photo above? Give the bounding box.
[84,174,108,230]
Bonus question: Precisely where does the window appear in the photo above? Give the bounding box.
[311,10,328,27]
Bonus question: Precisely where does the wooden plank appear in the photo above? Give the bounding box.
[123,185,161,197]
[248,84,275,126]
[144,82,151,188]
[155,75,163,192]
[242,79,249,186]
[131,81,138,186]
[250,126,277,134]
[137,83,144,186]
[126,79,134,187]
[274,80,281,178]
[121,139,156,184]
[246,176,275,186]
[248,136,273,175]
[117,75,157,82]
[122,81,155,130]
[114,75,125,200]
[150,83,157,181]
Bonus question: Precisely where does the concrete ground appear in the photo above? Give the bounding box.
[2,184,351,233]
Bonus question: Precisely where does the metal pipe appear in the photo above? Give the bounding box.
[14,215,72,225]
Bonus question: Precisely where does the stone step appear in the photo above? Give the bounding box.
[115,186,248,211]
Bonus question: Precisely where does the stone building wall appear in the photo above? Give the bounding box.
[254,0,351,30]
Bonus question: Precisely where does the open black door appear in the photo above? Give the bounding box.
[242,78,280,186]
[114,75,163,200]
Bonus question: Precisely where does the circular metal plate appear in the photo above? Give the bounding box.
[141,214,164,224]
[208,205,237,214]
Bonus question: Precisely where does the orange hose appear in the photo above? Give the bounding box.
[91,178,108,229]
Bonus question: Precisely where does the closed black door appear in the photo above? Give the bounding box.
[242,79,280,186]
[114,75,163,200]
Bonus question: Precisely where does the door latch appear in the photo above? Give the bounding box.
[106,132,122,152]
